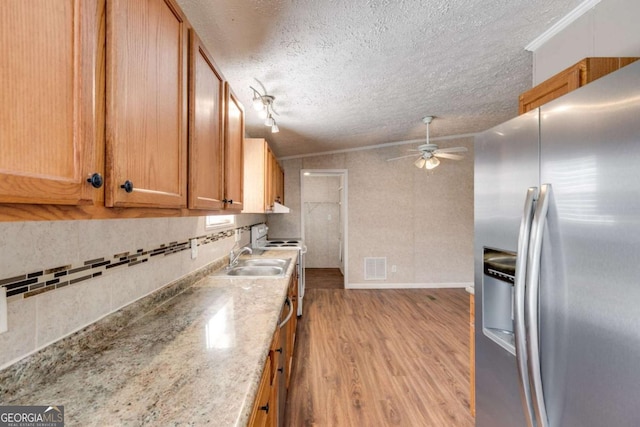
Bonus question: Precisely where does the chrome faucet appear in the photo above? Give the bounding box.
[229,246,253,267]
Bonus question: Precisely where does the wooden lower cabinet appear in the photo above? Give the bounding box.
[286,273,298,388]
[249,281,298,427]
[248,357,272,427]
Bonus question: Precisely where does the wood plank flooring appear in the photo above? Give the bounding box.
[286,288,473,427]
[305,268,344,289]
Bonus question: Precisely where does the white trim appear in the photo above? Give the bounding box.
[280,133,477,161]
[346,282,472,290]
[525,0,601,52]
[300,169,349,288]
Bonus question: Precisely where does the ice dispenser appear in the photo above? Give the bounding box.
[482,247,516,355]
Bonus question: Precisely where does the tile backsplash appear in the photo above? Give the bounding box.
[0,226,249,300]
[0,214,266,369]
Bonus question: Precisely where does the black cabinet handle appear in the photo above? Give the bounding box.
[120,180,134,193]
[276,347,283,354]
[87,173,103,188]
[223,198,233,204]
[259,403,269,414]
[278,367,284,373]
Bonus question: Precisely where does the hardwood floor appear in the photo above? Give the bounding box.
[305,268,344,289]
[286,288,473,427]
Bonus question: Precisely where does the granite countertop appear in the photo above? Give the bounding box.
[1,250,298,426]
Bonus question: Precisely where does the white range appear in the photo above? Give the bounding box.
[250,224,306,316]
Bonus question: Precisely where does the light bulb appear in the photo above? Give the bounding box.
[425,157,440,170]
[271,122,279,133]
[258,109,268,119]
[252,97,264,111]
[414,157,426,168]
[265,116,274,127]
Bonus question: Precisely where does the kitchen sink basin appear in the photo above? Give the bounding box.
[226,266,284,276]
[216,258,290,277]
[236,258,289,268]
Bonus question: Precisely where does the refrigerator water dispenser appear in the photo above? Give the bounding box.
[482,247,516,355]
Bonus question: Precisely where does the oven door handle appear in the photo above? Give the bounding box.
[279,297,294,328]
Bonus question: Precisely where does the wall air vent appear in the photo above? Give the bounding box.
[364,257,386,280]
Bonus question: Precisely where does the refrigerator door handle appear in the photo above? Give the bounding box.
[515,187,539,427]
[526,183,552,427]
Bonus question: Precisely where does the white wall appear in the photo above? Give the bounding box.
[533,0,640,84]
[268,138,474,288]
[0,213,265,369]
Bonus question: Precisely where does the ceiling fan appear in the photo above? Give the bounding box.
[387,116,468,170]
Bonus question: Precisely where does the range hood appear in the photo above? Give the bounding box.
[269,202,290,213]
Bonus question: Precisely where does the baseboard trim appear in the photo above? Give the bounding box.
[346,282,472,290]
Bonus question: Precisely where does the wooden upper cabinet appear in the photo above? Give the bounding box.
[188,31,225,210]
[106,0,188,208]
[0,0,102,205]
[243,138,284,213]
[275,161,285,205]
[519,57,640,114]
[223,83,244,211]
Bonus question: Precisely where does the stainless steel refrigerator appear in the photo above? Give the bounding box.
[474,61,640,427]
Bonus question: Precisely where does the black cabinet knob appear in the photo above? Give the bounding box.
[278,367,284,373]
[276,347,283,354]
[259,403,269,414]
[87,173,103,188]
[120,180,134,193]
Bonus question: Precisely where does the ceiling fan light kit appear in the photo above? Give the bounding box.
[250,84,280,133]
[387,116,468,170]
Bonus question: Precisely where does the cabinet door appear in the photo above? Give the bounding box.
[188,31,224,210]
[0,0,101,205]
[223,83,244,211]
[286,273,298,388]
[275,162,285,205]
[248,357,272,427]
[106,0,188,208]
[265,147,275,211]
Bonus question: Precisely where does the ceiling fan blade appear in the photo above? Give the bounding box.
[434,146,468,154]
[434,152,464,160]
[387,154,420,161]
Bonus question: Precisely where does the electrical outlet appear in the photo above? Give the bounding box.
[190,238,198,260]
[327,214,332,221]
[235,229,241,242]
[391,265,397,273]
[0,287,7,334]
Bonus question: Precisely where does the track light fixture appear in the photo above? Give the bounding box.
[250,85,280,133]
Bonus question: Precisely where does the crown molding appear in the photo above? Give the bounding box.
[525,0,601,52]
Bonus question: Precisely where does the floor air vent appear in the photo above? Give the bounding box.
[364,257,386,280]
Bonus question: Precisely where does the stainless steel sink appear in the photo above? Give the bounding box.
[236,258,289,268]
[226,266,285,276]
[216,258,290,277]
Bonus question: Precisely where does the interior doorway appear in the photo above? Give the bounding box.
[300,169,348,288]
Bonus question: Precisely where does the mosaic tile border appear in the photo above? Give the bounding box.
[0,225,254,299]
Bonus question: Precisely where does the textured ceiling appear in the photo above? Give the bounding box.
[177,0,583,157]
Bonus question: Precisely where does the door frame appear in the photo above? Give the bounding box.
[300,169,348,288]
